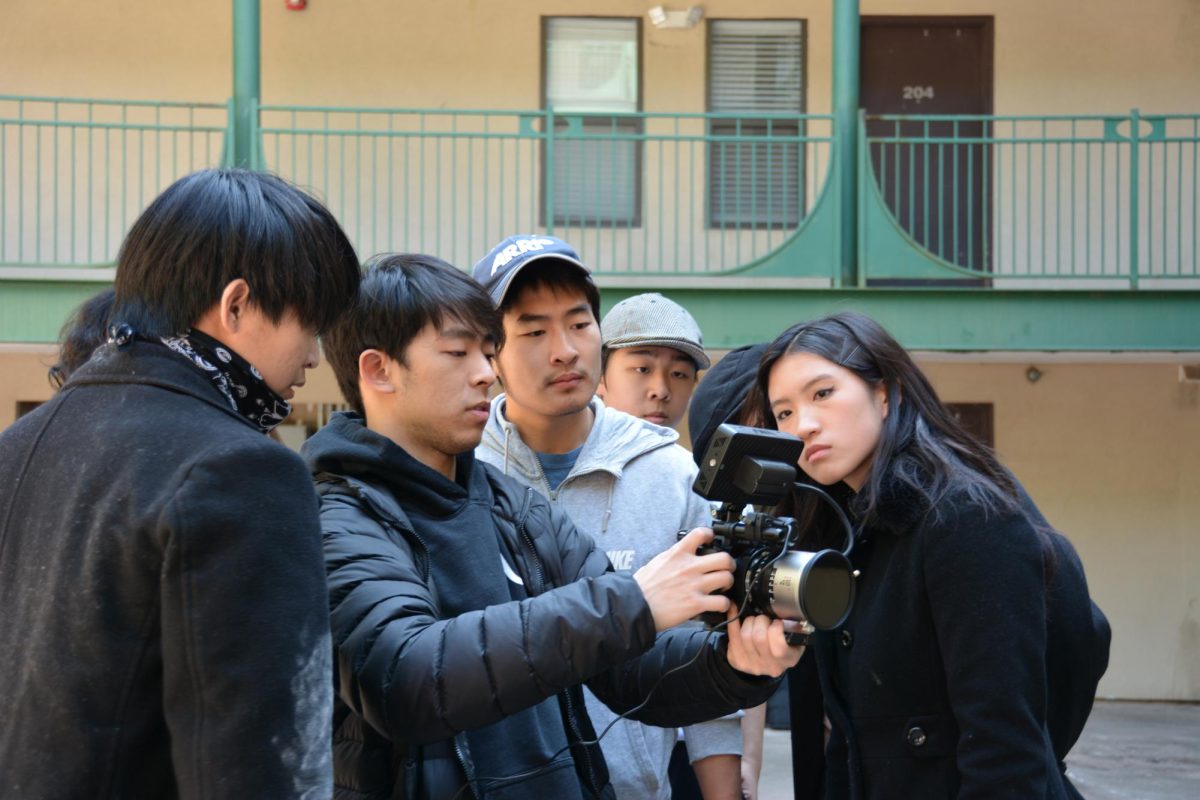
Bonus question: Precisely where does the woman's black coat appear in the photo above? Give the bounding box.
[813,479,1111,800]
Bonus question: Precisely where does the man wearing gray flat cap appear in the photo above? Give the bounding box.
[598,292,710,431]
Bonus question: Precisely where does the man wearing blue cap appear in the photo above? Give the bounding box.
[473,236,755,800]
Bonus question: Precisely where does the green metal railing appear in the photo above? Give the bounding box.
[0,96,230,267]
[254,105,835,275]
[860,112,1200,286]
[3,95,1197,292]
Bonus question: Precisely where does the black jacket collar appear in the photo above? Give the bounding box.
[840,459,937,539]
[65,340,260,431]
[869,475,932,537]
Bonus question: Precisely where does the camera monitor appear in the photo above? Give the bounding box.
[693,424,803,507]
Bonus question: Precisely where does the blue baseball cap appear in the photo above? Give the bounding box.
[472,234,595,309]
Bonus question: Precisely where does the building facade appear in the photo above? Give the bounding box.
[2,0,1199,701]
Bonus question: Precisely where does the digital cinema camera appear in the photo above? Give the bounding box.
[684,424,857,635]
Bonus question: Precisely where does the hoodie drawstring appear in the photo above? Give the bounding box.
[502,424,512,476]
[600,477,615,535]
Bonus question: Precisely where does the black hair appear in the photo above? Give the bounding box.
[111,168,360,337]
[755,312,1029,542]
[322,253,503,417]
[497,260,601,330]
[48,287,116,389]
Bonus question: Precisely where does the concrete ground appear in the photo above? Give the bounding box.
[1065,701,1200,799]
[755,700,1200,799]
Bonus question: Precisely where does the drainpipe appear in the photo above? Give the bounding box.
[832,0,860,287]
[232,0,261,168]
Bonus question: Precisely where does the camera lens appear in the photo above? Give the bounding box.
[764,549,854,630]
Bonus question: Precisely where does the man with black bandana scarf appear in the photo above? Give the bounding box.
[0,169,361,799]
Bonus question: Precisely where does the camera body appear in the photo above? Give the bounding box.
[685,424,855,631]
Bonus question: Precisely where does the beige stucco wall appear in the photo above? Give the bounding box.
[263,0,1200,114]
[5,1,1197,272]
[0,348,58,426]
[3,349,1197,700]
[0,1,230,101]
[0,347,345,431]
[918,359,1200,701]
[2,2,1198,700]
[2,1,1197,112]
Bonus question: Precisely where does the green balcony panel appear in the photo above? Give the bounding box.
[596,287,1200,352]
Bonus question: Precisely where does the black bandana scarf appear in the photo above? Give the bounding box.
[158,329,292,433]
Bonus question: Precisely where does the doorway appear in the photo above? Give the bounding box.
[861,17,994,277]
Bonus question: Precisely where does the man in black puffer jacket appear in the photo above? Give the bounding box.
[305,254,805,799]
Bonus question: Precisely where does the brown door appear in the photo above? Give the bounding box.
[861,17,993,277]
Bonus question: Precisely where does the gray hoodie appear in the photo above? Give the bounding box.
[479,395,742,800]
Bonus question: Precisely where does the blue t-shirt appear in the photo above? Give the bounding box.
[535,445,583,491]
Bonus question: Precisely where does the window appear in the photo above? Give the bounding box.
[543,17,641,226]
[16,401,43,419]
[708,20,806,228]
[946,403,994,448]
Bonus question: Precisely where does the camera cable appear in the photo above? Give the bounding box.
[791,481,858,558]
[449,490,854,798]
[448,567,789,799]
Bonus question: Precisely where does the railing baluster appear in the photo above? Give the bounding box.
[674,115,681,272]
[87,103,94,261]
[952,119,959,268]
[103,121,111,260]
[120,104,127,256]
[544,108,554,236]
[937,132,945,262]
[18,99,24,263]
[1130,109,1141,288]
[463,118,471,256]
[71,118,77,262]
[1161,125,1169,277]
[966,121,973,271]
[909,121,916,235]
[482,115,488,248]
[370,117,378,257]
[53,102,59,263]
[1116,124,1123,278]
[1025,129,1032,277]
[1,120,6,262]
[1099,131,1106,276]
[923,118,930,254]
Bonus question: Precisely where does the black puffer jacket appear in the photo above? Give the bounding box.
[304,413,780,800]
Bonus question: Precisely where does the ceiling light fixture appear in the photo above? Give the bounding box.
[648,5,704,29]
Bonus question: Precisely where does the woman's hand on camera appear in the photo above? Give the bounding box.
[724,609,805,677]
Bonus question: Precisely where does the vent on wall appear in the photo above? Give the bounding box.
[1181,365,1200,383]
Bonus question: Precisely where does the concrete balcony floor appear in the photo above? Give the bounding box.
[757,700,1200,799]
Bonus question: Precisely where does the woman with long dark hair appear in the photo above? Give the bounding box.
[754,312,1110,800]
